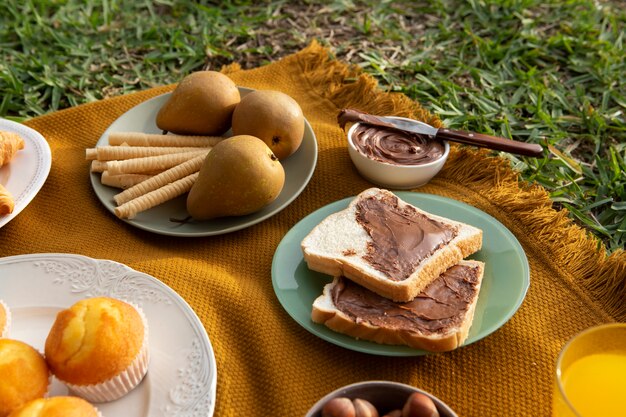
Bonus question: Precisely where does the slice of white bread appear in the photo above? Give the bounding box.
[312,260,485,352]
[301,188,483,301]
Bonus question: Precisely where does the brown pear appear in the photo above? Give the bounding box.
[231,89,305,160]
[186,135,285,220]
[156,71,240,136]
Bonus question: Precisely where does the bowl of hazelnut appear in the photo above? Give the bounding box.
[304,380,458,417]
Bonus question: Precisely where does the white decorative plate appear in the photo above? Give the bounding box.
[0,253,217,417]
[0,118,52,229]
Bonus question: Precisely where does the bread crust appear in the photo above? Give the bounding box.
[311,260,485,352]
[302,188,483,301]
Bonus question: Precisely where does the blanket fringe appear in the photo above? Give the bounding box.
[442,147,626,321]
[291,40,626,321]
[286,40,444,128]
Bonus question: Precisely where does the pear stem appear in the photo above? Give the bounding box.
[169,215,192,224]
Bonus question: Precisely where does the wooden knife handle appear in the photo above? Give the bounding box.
[436,128,544,157]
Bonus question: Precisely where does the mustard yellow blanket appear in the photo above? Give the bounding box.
[1,41,623,417]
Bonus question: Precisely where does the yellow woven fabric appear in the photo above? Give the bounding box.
[2,41,624,416]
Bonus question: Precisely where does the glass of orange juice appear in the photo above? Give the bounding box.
[553,323,626,417]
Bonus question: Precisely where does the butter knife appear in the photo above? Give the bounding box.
[338,108,544,157]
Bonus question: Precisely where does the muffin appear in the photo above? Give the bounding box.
[0,339,50,417]
[7,397,101,417]
[44,297,149,403]
[0,300,10,338]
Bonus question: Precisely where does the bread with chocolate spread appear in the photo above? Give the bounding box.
[311,260,485,352]
[301,188,483,302]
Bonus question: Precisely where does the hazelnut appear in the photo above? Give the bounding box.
[382,410,402,417]
[354,398,379,417]
[402,392,440,417]
[322,397,356,417]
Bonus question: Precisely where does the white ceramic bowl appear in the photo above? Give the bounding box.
[347,117,449,189]
[304,380,458,417]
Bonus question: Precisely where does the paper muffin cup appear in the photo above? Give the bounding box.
[0,299,11,338]
[64,303,150,403]
[93,405,104,417]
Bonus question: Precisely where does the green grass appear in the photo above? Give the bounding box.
[1,0,624,252]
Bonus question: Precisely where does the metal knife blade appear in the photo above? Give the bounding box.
[373,116,439,137]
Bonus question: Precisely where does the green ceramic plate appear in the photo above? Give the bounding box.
[272,192,530,356]
[90,88,317,237]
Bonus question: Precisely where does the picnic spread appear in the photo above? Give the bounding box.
[0,41,624,416]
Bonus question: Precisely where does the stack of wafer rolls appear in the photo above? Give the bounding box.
[87,132,224,219]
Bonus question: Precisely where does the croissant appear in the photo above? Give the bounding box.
[0,131,25,166]
[0,183,14,215]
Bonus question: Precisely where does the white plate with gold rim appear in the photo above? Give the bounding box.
[0,118,51,229]
[0,253,216,417]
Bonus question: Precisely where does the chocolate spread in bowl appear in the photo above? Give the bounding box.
[355,194,458,281]
[331,263,481,333]
[351,124,445,165]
